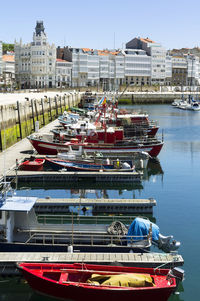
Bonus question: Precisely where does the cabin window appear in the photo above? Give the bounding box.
[71,145,80,151]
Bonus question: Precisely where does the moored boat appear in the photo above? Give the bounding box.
[27,134,163,157]
[18,157,45,171]
[18,262,184,301]
[187,101,200,111]
[45,157,134,172]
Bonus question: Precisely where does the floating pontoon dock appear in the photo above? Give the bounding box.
[0,252,184,276]
[35,197,156,214]
[6,170,143,183]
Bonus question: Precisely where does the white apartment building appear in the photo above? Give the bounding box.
[186,54,200,86]
[115,53,125,82]
[2,53,15,89]
[165,55,172,85]
[56,59,72,88]
[150,44,166,84]
[15,21,56,88]
[122,49,151,86]
[126,37,167,85]
[99,53,111,88]
[87,49,99,86]
[69,47,124,89]
[71,48,88,87]
[98,51,124,90]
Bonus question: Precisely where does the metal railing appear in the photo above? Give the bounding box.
[37,214,147,226]
[24,232,151,248]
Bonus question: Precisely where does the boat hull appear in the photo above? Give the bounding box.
[0,242,149,253]
[28,137,163,157]
[19,158,45,171]
[45,158,134,172]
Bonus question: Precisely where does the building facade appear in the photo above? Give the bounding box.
[58,47,125,89]
[56,59,72,88]
[186,54,200,86]
[14,26,200,89]
[171,55,188,86]
[15,21,57,88]
[122,49,151,86]
[170,53,200,86]
[2,53,15,90]
[126,37,167,85]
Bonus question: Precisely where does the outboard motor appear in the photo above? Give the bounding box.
[167,267,185,290]
[157,233,181,253]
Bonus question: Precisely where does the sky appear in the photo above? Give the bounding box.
[1,0,200,51]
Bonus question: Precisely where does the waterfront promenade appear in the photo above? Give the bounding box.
[0,91,76,105]
[0,119,59,180]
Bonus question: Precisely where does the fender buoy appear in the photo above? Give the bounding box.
[90,131,98,140]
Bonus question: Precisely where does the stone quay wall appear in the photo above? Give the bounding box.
[0,92,81,150]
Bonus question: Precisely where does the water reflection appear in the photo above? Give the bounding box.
[15,158,164,200]
[143,158,164,181]
[16,181,143,192]
[0,277,184,301]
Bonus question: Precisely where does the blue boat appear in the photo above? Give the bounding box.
[45,157,134,172]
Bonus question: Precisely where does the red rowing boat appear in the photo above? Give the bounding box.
[18,158,45,171]
[18,262,184,301]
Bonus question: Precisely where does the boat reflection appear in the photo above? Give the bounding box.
[16,180,144,192]
[0,277,184,301]
[142,158,164,181]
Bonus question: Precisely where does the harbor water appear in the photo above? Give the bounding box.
[1,104,200,301]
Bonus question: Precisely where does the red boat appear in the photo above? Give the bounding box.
[18,158,45,171]
[27,133,163,157]
[18,262,184,301]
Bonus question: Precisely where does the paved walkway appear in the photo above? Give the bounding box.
[0,119,59,180]
[0,91,75,105]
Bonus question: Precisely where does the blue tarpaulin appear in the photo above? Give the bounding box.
[127,217,160,242]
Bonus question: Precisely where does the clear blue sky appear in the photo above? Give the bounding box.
[1,0,200,50]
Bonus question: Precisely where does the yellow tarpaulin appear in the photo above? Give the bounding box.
[87,273,154,287]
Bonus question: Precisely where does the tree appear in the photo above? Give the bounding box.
[2,43,14,54]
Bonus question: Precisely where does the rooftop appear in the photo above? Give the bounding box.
[140,37,155,44]
[56,58,70,63]
[81,48,119,56]
[2,54,15,62]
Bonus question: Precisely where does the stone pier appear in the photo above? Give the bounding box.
[0,91,81,150]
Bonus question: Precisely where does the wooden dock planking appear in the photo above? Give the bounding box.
[36,198,156,205]
[0,252,184,276]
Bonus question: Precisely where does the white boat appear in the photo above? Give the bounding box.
[177,100,191,110]
[0,188,180,253]
[171,99,181,107]
[57,143,150,169]
[188,102,200,111]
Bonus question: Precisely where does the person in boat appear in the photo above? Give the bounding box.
[106,158,110,165]
[82,206,87,215]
